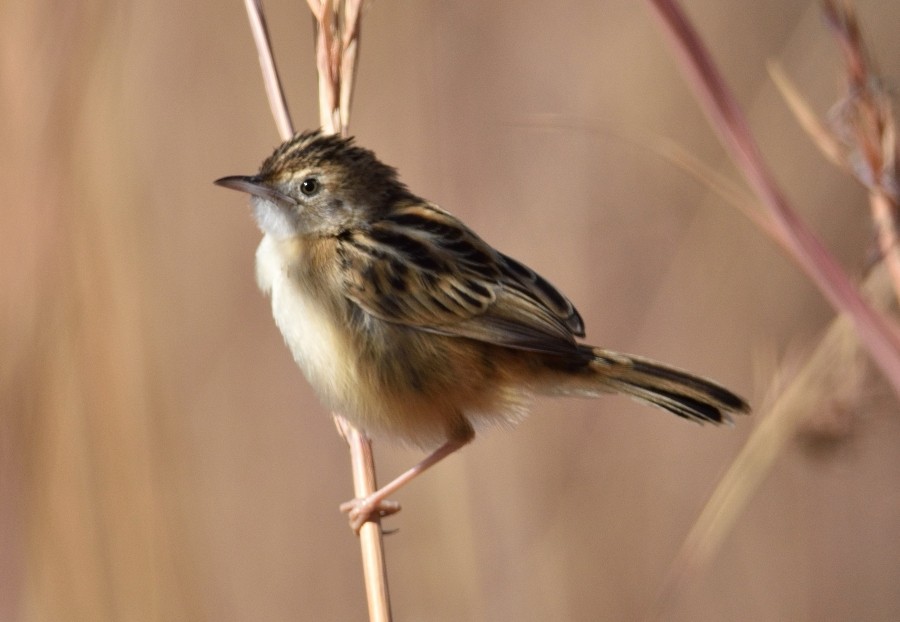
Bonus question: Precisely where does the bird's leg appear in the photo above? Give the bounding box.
[340,425,474,533]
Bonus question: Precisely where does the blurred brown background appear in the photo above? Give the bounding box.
[3,1,899,620]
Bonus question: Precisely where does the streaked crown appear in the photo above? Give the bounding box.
[259,130,415,214]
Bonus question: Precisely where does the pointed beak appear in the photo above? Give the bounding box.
[214,175,298,206]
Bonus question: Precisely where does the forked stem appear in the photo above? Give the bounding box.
[240,2,391,620]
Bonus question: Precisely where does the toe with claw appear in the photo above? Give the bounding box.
[340,496,402,533]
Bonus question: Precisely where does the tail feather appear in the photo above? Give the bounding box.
[584,347,749,424]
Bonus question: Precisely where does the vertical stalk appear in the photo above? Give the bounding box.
[242,2,392,620]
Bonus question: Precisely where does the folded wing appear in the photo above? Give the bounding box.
[338,203,584,356]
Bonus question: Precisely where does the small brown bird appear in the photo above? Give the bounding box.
[216,130,749,531]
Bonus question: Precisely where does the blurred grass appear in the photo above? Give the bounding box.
[2,1,899,621]
[2,2,187,619]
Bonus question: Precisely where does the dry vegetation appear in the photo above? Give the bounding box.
[2,1,899,620]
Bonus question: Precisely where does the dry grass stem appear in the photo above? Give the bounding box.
[306,0,364,135]
[334,415,392,622]
[649,262,895,619]
[243,0,294,139]
[303,3,392,620]
[767,61,846,169]
[645,2,900,617]
[240,2,391,620]
[8,1,899,619]
[771,2,900,310]
[338,0,363,130]
[645,0,900,401]
[648,135,781,240]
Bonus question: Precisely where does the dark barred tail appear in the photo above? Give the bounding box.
[580,346,750,424]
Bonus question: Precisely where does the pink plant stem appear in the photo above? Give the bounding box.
[646,0,900,399]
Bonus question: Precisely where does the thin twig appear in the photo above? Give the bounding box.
[338,0,363,130]
[334,416,392,622]
[767,61,846,169]
[307,0,364,136]
[645,0,900,402]
[649,135,780,240]
[871,190,900,307]
[240,2,392,620]
[821,0,900,307]
[305,2,392,620]
[243,0,294,139]
[770,8,900,310]
[311,3,339,133]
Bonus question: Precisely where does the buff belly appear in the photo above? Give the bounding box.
[256,234,531,448]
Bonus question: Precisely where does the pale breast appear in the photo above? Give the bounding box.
[256,235,358,411]
[253,234,534,448]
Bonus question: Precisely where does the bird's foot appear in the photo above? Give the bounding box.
[340,496,402,533]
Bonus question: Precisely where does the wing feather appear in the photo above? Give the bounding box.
[338,203,584,356]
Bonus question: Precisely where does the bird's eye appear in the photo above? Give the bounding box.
[300,177,319,196]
